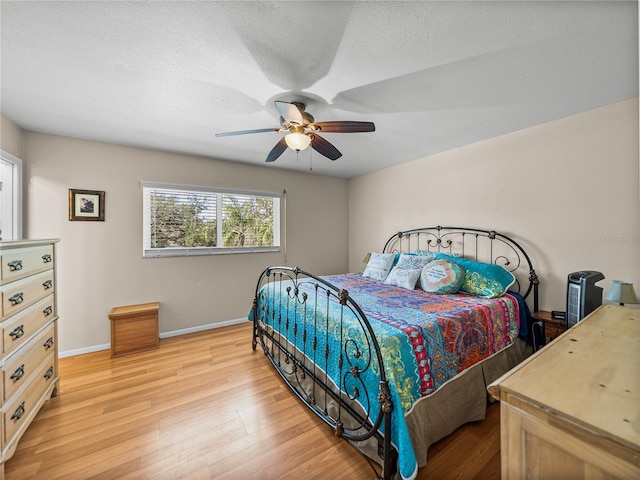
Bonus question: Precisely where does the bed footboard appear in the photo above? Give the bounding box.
[251,266,396,479]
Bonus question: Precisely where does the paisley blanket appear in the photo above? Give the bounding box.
[253,272,520,480]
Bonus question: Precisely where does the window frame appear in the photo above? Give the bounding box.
[141,181,281,258]
[0,149,23,241]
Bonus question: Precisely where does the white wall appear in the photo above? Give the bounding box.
[348,98,640,312]
[23,133,349,354]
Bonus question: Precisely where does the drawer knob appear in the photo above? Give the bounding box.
[7,260,23,271]
[11,402,25,421]
[9,325,24,339]
[44,366,54,380]
[9,292,24,305]
[43,305,53,317]
[42,254,52,263]
[43,337,54,349]
[10,364,25,382]
[43,279,53,290]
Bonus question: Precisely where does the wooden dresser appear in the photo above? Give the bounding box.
[0,239,60,478]
[489,304,639,479]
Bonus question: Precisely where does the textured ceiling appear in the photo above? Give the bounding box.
[1,1,638,178]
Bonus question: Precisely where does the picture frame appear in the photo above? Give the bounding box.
[69,189,105,221]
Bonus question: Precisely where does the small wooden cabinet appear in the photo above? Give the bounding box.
[0,239,60,478]
[489,305,640,479]
[109,302,159,357]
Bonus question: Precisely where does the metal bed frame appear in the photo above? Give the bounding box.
[251,226,539,480]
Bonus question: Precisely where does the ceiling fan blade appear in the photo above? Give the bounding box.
[313,121,376,133]
[216,128,281,137]
[274,101,304,124]
[265,137,288,163]
[311,134,342,161]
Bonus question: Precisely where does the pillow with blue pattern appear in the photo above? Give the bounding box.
[384,253,433,290]
[389,250,436,268]
[413,250,437,262]
[435,253,515,298]
[362,252,396,281]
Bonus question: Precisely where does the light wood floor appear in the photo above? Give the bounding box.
[5,323,500,479]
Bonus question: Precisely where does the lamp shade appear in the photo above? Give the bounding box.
[285,132,311,151]
[605,281,639,305]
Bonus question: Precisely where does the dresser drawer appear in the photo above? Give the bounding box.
[1,295,55,357]
[1,270,54,321]
[0,245,53,285]
[2,323,56,403]
[3,354,57,446]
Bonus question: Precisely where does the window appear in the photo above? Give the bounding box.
[142,182,280,258]
[0,149,23,241]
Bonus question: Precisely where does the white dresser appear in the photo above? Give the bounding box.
[0,239,60,478]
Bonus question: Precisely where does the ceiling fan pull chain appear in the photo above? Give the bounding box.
[309,148,313,171]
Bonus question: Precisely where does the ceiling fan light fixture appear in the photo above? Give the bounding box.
[285,132,311,151]
[217,100,375,163]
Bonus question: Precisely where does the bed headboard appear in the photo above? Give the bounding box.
[382,226,539,311]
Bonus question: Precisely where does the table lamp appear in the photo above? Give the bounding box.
[604,280,639,306]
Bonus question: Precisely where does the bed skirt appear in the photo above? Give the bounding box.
[407,337,531,468]
[352,338,532,476]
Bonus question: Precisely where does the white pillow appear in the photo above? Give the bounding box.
[362,252,396,281]
[384,254,432,290]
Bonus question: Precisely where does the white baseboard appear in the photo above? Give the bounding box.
[159,317,247,339]
[60,343,111,358]
[59,317,249,358]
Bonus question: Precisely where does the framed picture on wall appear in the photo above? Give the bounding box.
[69,189,105,221]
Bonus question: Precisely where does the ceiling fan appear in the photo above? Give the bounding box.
[215,101,375,163]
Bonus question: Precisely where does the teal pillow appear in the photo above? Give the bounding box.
[435,254,515,298]
[420,259,464,294]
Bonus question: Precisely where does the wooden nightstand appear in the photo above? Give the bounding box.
[531,310,567,341]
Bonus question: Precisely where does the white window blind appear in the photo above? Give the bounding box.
[142,182,280,258]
